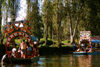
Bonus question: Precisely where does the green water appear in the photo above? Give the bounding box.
[1,54,100,67]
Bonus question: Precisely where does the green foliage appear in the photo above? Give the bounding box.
[39,38,54,46]
[62,40,70,44]
[61,45,73,48]
[27,0,42,39]
[42,0,54,45]
[0,0,100,47]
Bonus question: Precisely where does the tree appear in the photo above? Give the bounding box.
[27,0,42,40]
[26,0,31,19]
[42,0,54,45]
[0,0,2,34]
[8,0,20,22]
[0,0,2,36]
[52,0,64,46]
[42,0,49,45]
[64,0,85,43]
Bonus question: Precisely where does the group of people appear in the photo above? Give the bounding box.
[12,40,36,59]
[76,43,92,52]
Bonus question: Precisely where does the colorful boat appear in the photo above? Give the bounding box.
[73,51,100,55]
[73,31,100,55]
[3,56,39,64]
[2,20,39,64]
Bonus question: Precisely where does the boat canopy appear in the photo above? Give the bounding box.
[4,20,32,46]
[79,31,91,44]
[91,36,100,43]
[31,36,38,41]
[91,40,100,43]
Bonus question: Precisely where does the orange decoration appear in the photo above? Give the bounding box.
[4,30,6,33]
[28,27,31,29]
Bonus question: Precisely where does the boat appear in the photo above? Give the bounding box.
[73,51,100,55]
[2,20,39,64]
[73,31,100,55]
[3,56,39,64]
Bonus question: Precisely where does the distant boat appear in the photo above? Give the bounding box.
[73,31,100,55]
[73,51,100,55]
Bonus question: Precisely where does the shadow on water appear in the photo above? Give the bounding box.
[1,54,100,67]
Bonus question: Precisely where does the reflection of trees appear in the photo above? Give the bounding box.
[44,56,61,67]
[1,55,94,67]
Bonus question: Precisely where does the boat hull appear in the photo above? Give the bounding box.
[4,56,39,64]
[73,51,100,55]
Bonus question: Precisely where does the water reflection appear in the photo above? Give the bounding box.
[72,55,92,67]
[1,55,100,67]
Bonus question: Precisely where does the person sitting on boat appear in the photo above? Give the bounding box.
[12,41,17,58]
[88,48,92,52]
[26,41,32,56]
[86,45,92,52]
[81,43,86,51]
[19,40,27,58]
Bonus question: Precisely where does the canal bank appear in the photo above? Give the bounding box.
[0,45,5,60]
[39,46,73,55]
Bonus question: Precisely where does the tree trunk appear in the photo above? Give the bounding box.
[26,0,31,19]
[6,5,8,24]
[10,0,16,22]
[44,23,48,46]
[70,35,74,44]
[0,0,2,44]
[49,23,53,39]
[69,16,74,44]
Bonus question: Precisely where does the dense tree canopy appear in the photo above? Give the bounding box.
[0,0,100,45]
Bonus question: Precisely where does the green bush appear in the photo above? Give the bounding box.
[39,38,54,45]
[62,40,70,43]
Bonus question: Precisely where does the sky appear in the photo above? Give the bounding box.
[2,0,44,25]
[16,0,44,21]
[16,0,27,21]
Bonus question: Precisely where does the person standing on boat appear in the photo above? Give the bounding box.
[73,43,76,51]
[19,40,27,58]
[73,40,76,51]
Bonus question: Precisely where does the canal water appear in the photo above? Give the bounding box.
[1,54,100,67]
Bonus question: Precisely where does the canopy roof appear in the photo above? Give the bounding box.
[4,20,33,46]
[31,36,38,41]
[91,40,100,43]
[91,36,100,43]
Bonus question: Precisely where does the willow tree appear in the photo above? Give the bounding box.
[26,0,31,19]
[85,0,100,35]
[64,0,85,43]
[42,0,54,45]
[0,0,2,36]
[0,0,4,44]
[27,0,41,40]
[52,0,64,46]
[8,0,20,22]
[0,0,2,34]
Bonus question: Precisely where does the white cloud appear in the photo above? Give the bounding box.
[16,0,27,21]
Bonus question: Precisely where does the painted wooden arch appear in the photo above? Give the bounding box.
[4,20,32,46]
[79,31,91,44]
[6,32,32,46]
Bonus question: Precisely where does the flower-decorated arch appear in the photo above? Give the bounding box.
[4,20,32,47]
[6,32,32,46]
